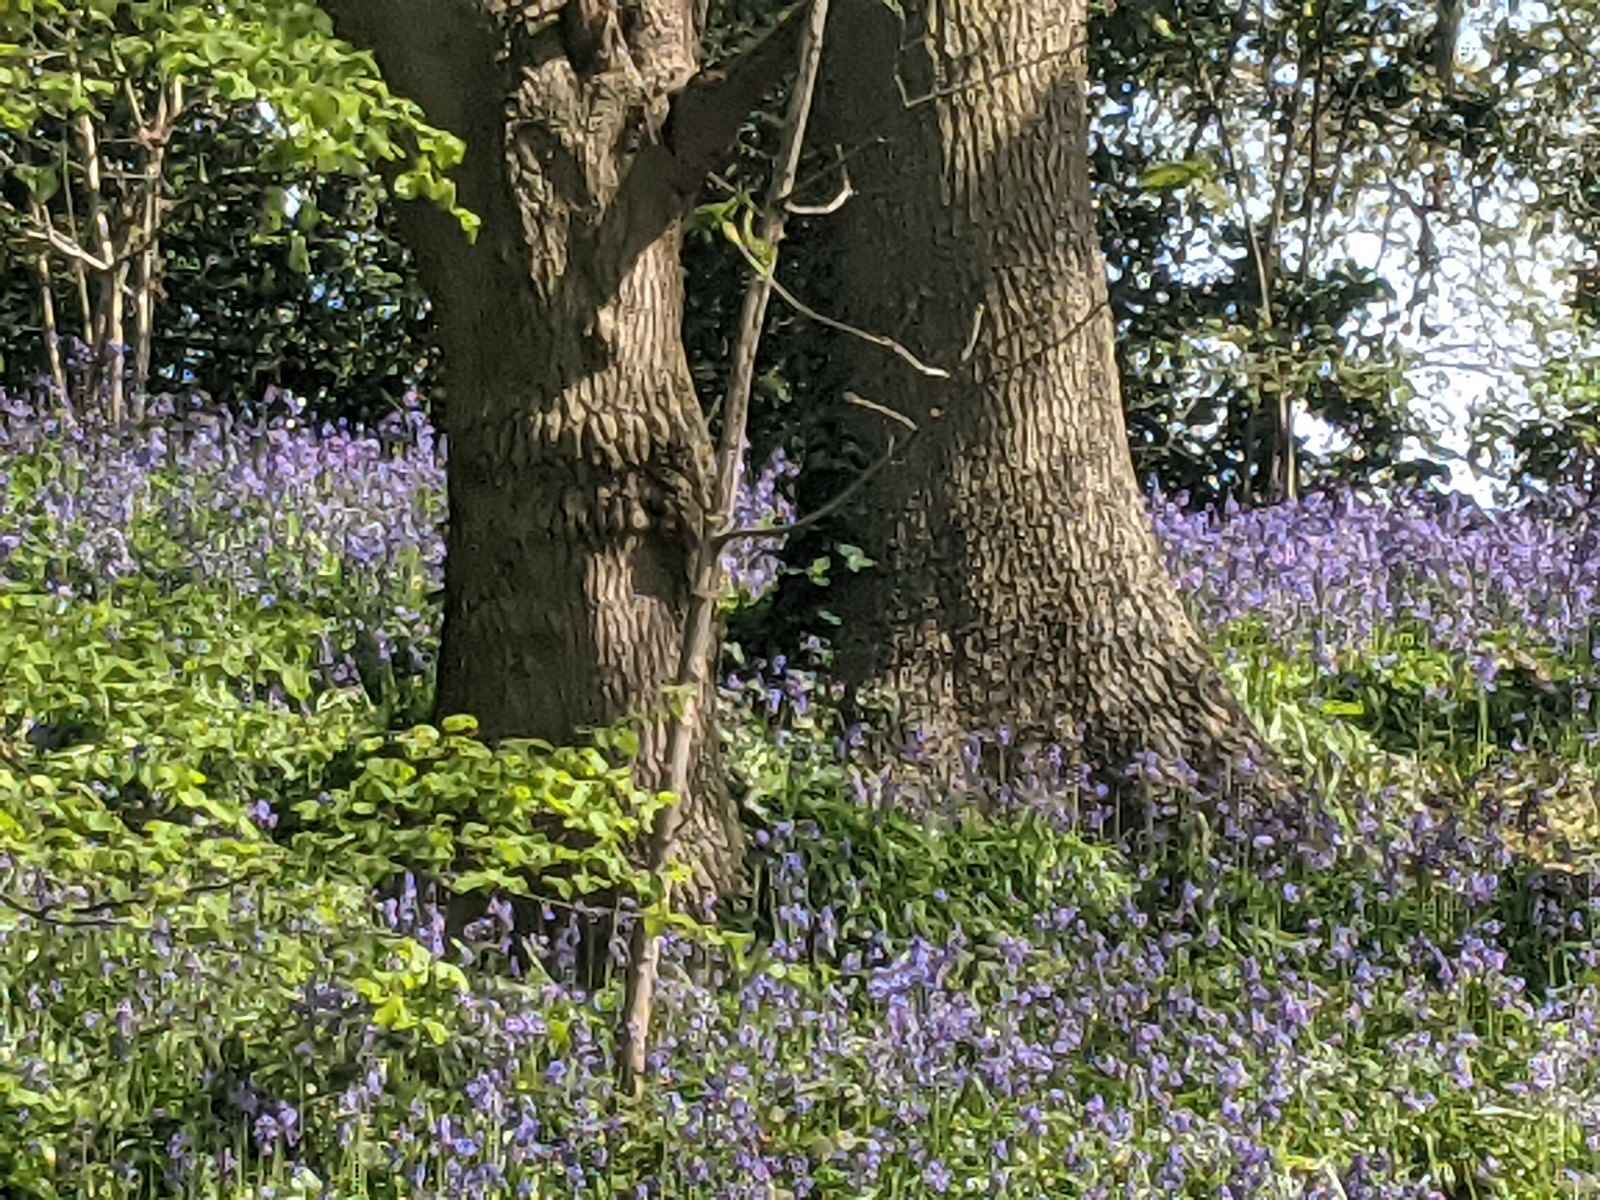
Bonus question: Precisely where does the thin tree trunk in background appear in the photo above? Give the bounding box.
[130,79,182,412]
[27,198,69,409]
[130,211,157,411]
[102,261,127,420]
[1249,391,1274,505]
[1276,388,1298,502]
[815,0,1284,789]
[76,109,123,423]
[59,133,93,346]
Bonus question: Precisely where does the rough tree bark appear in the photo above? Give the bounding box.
[813,0,1283,788]
[320,0,806,892]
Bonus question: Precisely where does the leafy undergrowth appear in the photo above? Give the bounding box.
[3,400,1600,1198]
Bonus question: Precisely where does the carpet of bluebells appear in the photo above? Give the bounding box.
[4,387,1600,1199]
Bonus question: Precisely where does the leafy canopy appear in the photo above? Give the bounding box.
[0,0,477,238]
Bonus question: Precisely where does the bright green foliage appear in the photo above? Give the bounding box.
[0,578,671,912]
[7,418,1600,1191]
[0,0,475,237]
[1218,616,1592,780]
[293,717,670,904]
[0,540,674,1198]
[4,565,1600,1193]
[729,715,1132,954]
[0,580,362,870]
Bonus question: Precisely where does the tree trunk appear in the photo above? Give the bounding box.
[76,108,124,423]
[813,0,1281,788]
[320,0,797,893]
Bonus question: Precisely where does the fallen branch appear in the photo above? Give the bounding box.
[0,872,256,930]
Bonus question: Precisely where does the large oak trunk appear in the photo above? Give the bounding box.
[324,0,746,891]
[815,0,1276,786]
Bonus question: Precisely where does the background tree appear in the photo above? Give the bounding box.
[0,0,463,421]
[1085,0,1600,507]
[1463,0,1600,500]
[808,0,1285,788]
[137,111,437,423]
[2,102,437,422]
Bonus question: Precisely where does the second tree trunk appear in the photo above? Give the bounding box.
[814,0,1275,785]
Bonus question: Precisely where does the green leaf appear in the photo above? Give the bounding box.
[215,69,257,102]
[420,1017,450,1045]
[305,86,340,128]
[281,662,311,701]
[1137,158,1212,191]
[286,232,311,275]
[14,163,60,203]
[837,543,875,572]
[373,994,413,1029]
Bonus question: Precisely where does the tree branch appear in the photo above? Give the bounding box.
[894,38,1089,111]
[727,233,950,377]
[783,171,852,215]
[713,398,919,550]
[0,873,254,930]
[664,1,814,181]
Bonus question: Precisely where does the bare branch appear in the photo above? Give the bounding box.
[0,873,255,930]
[790,137,884,200]
[16,223,114,273]
[783,172,853,215]
[717,442,902,548]
[26,196,68,408]
[714,395,919,549]
[728,235,950,378]
[785,181,852,215]
[960,303,985,364]
[895,39,1088,110]
[839,388,916,432]
[618,0,830,1096]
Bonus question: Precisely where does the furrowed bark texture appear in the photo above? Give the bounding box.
[322,0,746,890]
[815,0,1277,784]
